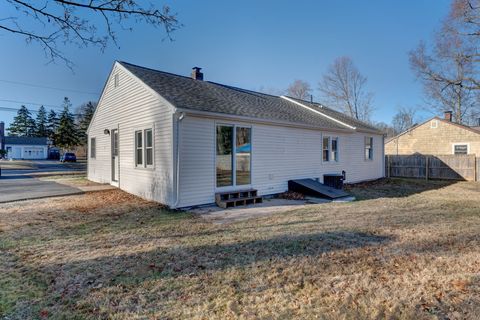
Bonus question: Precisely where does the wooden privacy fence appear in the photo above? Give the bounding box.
[386,154,479,181]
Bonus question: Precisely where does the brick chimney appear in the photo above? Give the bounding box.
[191,67,203,80]
[444,111,453,122]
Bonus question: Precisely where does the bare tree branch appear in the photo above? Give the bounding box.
[1,0,181,69]
[286,80,312,100]
[318,56,374,121]
[409,0,480,124]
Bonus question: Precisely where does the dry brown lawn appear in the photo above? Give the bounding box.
[1,178,480,319]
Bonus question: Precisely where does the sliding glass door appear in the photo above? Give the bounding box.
[216,124,251,188]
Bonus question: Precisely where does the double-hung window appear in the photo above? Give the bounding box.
[145,129,153,167]
[323,136,339,162]
[322,137,330,162]
[135,131,143,166]
[135,128,154,168]
[331,137,338,161]
[365,137,373,160]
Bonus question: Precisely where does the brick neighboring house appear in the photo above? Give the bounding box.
[385,111,480,156]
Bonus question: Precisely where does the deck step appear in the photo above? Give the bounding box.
[215,189,263,208]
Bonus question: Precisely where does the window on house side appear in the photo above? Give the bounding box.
[331,137,338,162]
[454,144,468,155]
[90,137,96,158]
[430,120,438,128]
[135,130,143,166]
[365,137,373,160]
[145,129,153,167]
[323,136,330,162]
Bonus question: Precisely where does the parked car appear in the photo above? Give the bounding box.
[60,152,77,163]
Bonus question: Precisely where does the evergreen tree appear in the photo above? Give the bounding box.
[34,106,48,137]
[46,109,59,145]
[55,97,79,150]
[76,101,97,145]
[7,105,36,136]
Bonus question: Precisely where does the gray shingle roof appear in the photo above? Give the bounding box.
[287,97,381,133]
[5,136,48,145]
[119,61,381,133]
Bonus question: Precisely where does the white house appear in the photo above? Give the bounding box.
[87,61,385,208]
[5,137,49,160]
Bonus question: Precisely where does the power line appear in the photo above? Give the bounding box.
[0,79,100,96]
[0,99,63,110]
[0,106,80,116]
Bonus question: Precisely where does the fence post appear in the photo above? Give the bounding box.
[387,155,391,178]
[425,156,429,181]
[475,157,477,182]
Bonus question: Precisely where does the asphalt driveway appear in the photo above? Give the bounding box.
[0,176,83,203]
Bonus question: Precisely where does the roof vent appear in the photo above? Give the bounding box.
[191,67,203,81]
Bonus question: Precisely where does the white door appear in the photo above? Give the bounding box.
[111,129,119,184]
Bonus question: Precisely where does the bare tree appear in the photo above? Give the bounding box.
[374,122,396,139]
[286,80,312,100]
[1,1,180,68]
[318,56,374,121]
[409,0,480,123]
[392,107,417,134]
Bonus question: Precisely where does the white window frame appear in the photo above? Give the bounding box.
[452,143,469,155]
[430,120,438,129]
[90,137,96,159]
[322,136,330,162]
[322,135,339,163]
[365,136,374,161]
[331,137,339,162]
[135,130,143,167]
[145,128,154,168]
[134,127,154,169]
[215,122,252,189]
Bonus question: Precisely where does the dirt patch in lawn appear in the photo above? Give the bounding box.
[1,179,480,319]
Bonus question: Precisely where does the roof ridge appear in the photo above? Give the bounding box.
[119,60,283,100]
[118,61,198,82]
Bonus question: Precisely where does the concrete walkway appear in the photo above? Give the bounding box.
[0,176,84,203]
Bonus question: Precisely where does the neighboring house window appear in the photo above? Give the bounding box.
[331,137,339,161]
[365,137,373,160]
[453,144,468,155]
[90,137,96,158]
[430,120,438,128]
[145,129,153,167]
[114,73,119,88]
[135,130,143,166]
[322,136,330,162]
[135,128,154,168]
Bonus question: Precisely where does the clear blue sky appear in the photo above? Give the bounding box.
[0,0,451,128]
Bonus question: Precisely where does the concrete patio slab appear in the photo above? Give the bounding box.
[191,197,331,224]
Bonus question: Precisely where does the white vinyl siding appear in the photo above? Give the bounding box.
[177,115,384,207]
[87,63,174,205]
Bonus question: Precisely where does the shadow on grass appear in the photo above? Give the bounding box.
[345,178,458,200]
[49,231,392,286]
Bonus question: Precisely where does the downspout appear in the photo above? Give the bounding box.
[173,112,185,208]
